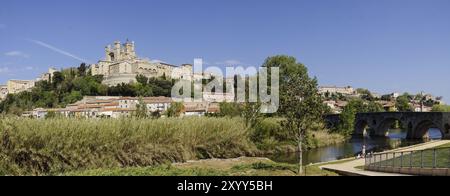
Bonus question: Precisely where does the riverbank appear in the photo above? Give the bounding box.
[0,117,345,176]
[64,157,340,176]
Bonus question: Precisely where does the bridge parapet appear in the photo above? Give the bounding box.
[354,112,450,139]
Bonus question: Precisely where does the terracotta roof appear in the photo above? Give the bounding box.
[102,102,119,107]
[100,108,136,112]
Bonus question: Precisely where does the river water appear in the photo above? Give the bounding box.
[269,128,443,165]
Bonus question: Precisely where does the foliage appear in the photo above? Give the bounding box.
[431,105,450,112]
[336,98,384,137]
[133,97,148,119]
[357,88,375,101]
[266,55,327,174]
[218,102,242,117]
[0,117,256,176]
[166,102,184,117]
[242,102,263,128]
[0,64,175,114]
[396,94,413,112]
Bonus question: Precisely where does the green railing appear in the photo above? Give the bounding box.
[365,147,450,169]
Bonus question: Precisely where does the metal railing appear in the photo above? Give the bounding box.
[365,147,450,169]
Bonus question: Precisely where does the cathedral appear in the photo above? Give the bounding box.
[91,40,193,86]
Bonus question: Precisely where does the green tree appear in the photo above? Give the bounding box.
[431,105,450,112]
[78,63,87,77]
[270,55,326,175]
[337,99,384,137]
[134,97,148,119]
[136,74,149,85]
[62,91,83,105]
[52,71,64,88]
[166,102,184,117]
[366,101,384,113]
[219,102,242,117]
[396,95,412,112]
[242,101,263,128]
[357,88,375,101]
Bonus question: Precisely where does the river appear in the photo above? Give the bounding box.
[269,128,443,165]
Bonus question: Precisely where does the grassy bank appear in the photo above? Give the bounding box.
[65,157,338,176]
[0,117,345,176]
[370,143,450,169]
[0,117,256,175]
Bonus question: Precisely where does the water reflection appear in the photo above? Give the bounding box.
[269,128,442,165]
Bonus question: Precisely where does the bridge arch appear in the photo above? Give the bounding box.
[411,120,444,139]
[374,118,404,137]
[355,120,369,136]
[353,112,450,139]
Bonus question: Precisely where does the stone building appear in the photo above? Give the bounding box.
[319,86,356,96]
[37,68,58,82]
[0,85,8,100]
[91,40,193,86]
[7,80,35,94]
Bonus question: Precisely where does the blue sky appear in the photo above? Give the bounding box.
[1,0,450,101]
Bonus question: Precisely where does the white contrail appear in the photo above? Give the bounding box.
[28,39,91,63]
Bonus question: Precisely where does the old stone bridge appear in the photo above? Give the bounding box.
[326,112,450,139]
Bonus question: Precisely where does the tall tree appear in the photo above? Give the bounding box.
[78,63,87,77]
[134,97,148,119]
[52,71,64,88]
[338,98,385,137]
[136,74,149,85]
[166,102,184,117]
[396,95,412,112]
[270,55,326,175]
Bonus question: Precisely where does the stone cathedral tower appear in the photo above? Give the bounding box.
[104,40,137,62]
[91,39,193,86]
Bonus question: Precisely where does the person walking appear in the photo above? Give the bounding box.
[362,145,367,158]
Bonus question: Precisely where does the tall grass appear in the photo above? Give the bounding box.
[0,117,256,175]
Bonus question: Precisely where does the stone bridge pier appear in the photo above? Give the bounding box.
[354,112,450,139]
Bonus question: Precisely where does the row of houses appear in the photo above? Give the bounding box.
[324,100,434,114]
[23,96,221,119]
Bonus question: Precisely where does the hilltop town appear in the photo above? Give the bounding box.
[319,86,446,114]
[0,40,447,119]
[0,40,233,118]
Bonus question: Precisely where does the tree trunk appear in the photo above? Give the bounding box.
[298,131,303,175]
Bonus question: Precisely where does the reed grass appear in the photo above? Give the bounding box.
[0,117,256,175]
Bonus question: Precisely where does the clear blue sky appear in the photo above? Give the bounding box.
[1,0,450,101]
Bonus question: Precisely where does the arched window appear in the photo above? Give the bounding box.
[109,53,115,61]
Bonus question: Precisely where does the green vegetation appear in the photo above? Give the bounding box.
[0,116,345,176]
[356,88,375,101]
[250,118,344,153]
[267,55,328,174]
[64,165,229,176]
[64,157,338,176]
[166,102,185,117]
[431,105,450,112]
[336,98,384,137]
[370,145,450,169]
[0,64,176,114]
[0,117,256,175]
[0,55,351,176]
[396,94,413,112]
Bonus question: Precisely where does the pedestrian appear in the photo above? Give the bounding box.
[362,145,367,158]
